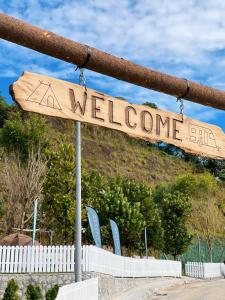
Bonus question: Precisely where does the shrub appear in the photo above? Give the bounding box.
[3,279,20,300]
[159,191,192,258]
[46,285,59,300]
[25,284,42,300]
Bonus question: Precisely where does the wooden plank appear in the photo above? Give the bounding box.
[2,246,7,273]
[22,246,27,273]
[34,246,39,273]
[55,246,59,273]
[50,246,55,273]
[14,246,19,273]
[63,246,67,272]
[43,246,47,273]
[59,245,63,272]
[38,246,43,273]
[26,246,31,273]
[67,245,71,272]
[10,247,15,273]
[17,246,23,273]
[10,71,225,159]
[0,246,3,273]
[5,246,11,273]
[30,246,35,272]
[46,246,51,273]
[9,246,15,273]
[71,246,75,272]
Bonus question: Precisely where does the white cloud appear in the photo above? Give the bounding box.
[1,0,225,124]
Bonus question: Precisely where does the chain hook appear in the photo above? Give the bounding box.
[176,79,190,121]
[78,67,87,91]
[75,46,91,94]
[176,97,184,119]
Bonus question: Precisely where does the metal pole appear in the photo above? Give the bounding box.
[144,227,148,258]
[75,121,82,282]
[32,197,38,246]
[1,13,225,110]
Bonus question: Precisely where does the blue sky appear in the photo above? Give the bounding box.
[1,0,225,130]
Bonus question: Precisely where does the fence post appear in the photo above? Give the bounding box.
[192,262,194,277]
[185,262,188,276]
[203,263,206,278]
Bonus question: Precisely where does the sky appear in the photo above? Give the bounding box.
[1,0,225,130]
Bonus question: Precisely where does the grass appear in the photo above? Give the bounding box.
[80,123,198,185]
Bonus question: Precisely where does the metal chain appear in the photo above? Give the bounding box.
[77,67,88,104]
[177,97,184,115]
[176,97,184,120]
[78,68,87,90]
[176,79,189,120]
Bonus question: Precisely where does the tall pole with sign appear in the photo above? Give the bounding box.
[75,121,82,282]
[74,68,87,282]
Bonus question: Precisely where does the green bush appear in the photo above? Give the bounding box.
[1,113,50,160]
[159,191,192,258]
[46,285,59,300]
[25,284,42,300]
[3,279,20,300]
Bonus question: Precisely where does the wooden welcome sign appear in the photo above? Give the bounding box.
[10,71,225,159]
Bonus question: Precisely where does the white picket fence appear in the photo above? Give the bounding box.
[0,245,75,273]
[0,245,181,277]
[56,277,98,300]
[185,262,224,278]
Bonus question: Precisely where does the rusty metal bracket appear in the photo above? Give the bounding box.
[177,79,190,100]
[75,46,91,71]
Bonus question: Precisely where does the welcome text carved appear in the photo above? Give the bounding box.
[10,71,225,159]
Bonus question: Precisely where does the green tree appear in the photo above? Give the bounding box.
[160,191,192,258]
[0,151,46,235]
[0,95,10,128]
[3,279,20,300]
[190,199,224,262]
[46,285,59,300]
[42,143,75,244]
[202,158,225,181]
[154,173,225,259]
[115,96,127,101]
[0,113,50,160]
[142,102,158,109]
[82,172,145,253]
[100,182,145,252]
[25,284,41,300]
[110,177,164,251]
[171,173,217,197]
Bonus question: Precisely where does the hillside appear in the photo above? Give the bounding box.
[77,123,198,185]
[0,103,224,258]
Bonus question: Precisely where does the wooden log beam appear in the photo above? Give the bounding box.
[0,13,225,110]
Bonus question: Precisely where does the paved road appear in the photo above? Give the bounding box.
[151,279,225,300]
[112,277,197,300]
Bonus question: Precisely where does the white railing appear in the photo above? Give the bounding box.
[185,262,224,278]
[83,245,181,277]
[0,245,75,273]
[0,245,181,277]
[185,262,204,278]
[56,277,98,300]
